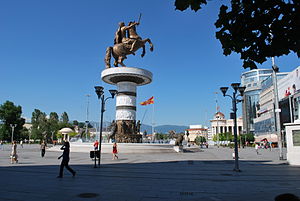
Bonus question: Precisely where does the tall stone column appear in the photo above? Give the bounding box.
[101,67,152,143]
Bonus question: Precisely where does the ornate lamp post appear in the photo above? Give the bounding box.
[94,86,118,167]
[271,60,284,160]
[220,83,246,172]
[10,124,17,143]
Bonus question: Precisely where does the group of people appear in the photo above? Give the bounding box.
[94,140,118,160]
[255,142,272,155]
[9,138,119,178]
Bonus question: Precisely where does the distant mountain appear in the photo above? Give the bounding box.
[141,124,188,134]
[90,121,188,134]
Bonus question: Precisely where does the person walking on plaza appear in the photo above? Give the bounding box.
[10,141,18,164]
[57,141,76,178]
[40,140,46,157]
[20,140,23,148]
[112,142,118,160]
[255,143,259,155]
[93,140,99,151]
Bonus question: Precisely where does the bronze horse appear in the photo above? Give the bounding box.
[104,22,154,68]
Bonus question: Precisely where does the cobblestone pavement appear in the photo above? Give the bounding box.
[0,144,299,201]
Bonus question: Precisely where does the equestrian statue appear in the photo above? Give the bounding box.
[104,15,154,68]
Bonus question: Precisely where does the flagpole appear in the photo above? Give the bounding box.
[152,102,155,141]
[141,109,148,125]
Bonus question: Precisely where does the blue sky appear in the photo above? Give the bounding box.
[1,0,299,127]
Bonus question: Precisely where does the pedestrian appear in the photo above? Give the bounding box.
[255,143,259,155]
[112,142,118,160]
[0,140,3,150]
[93,140,99,151]
[57,141,76,178]
[20,140,23,148]
[10,141,18,164]
[40,140,46,157]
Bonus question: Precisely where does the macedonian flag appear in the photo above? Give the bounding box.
[140,96,154,106]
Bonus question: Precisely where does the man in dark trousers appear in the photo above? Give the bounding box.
[40,140,46,157]
[57,141,76,178]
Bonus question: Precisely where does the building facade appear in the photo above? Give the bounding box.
[241,69,287,134]
[186,125,208,142]
[210,112,243,136]
[253,66,299,142]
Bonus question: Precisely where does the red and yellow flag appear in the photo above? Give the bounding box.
[140,96,154,106]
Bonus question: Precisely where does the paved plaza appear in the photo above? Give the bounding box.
[0,144,299,201]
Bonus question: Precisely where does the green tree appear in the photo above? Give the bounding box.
[0,101,25,141]
[73,120,79,126]
[61,112,69,124]
[78,122,85,128]
[175,0,300,69]
[31,109,48,140]
[49,112,59,141]
[194,136,206,145]
[155,133,168,140]
[240,133,255,144]
[58,112,73,129]
[213,132,234,142]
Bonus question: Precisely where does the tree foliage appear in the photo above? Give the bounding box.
[212,132,234,142]
[31,110,73,141]
[240,133,255,143]
[155,133,169,140]
[31,109,48,140]
[194,136,206,145]
[61,112,69,124]
[0,101,25,141]
[175,0,300,69]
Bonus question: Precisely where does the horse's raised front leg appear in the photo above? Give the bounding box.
[145,38,154,52]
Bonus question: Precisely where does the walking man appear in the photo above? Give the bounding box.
[40,140,46,157]
[57,141,76,178]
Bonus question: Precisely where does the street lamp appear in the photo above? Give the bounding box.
[10,124,17,143]
[271,59,284,160]
[94,86,118,167]
[220,83,246,172]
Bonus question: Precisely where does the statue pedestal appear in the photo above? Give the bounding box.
[101,67,152,143]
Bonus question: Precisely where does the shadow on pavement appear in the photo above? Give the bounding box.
[0,160,299,201]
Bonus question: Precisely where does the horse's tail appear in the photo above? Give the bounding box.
[104,46,113,68]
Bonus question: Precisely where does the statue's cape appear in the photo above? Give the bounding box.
[114,28,122,44]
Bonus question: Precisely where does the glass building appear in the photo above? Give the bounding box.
[241,69,288,134]
[241,69,273,134]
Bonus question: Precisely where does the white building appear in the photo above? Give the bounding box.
[210,112,243,136]
[186,125,208,142]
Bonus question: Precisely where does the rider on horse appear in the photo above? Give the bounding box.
[105,20,153,68]
[114,21,140,55]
